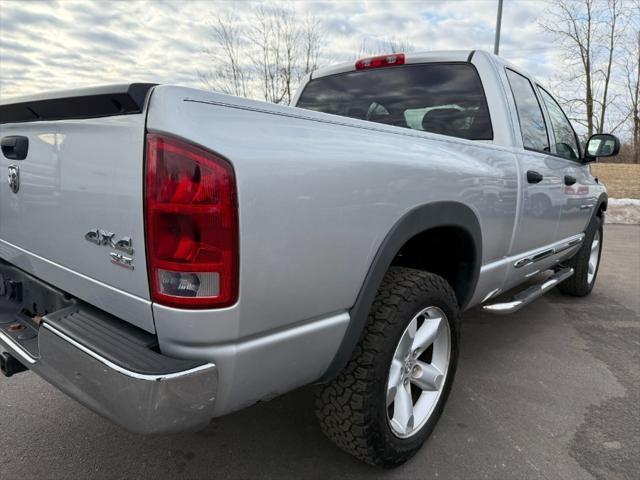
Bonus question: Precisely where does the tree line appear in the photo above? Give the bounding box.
[199,5,323,105]
[200,1,639,163]
[541,0,639,163]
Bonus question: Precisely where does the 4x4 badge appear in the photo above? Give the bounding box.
[8,165,19,193]
[84,229,134,255]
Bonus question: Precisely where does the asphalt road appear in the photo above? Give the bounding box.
[1,225,638,480]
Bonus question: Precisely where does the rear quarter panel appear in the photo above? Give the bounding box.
[147,86,519,345]
[145,86,521,415]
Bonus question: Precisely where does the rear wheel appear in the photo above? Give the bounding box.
[559,214,603,296]
[315,267,460,467]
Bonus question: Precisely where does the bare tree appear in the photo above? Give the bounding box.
[299,13,323,80]
[249,5,287,104]
[540,0,622,137]
[623,2,640,162]
[625,36,640,163]
[199,12,249,97]
[201,5,324,105]
[355,37,415,59]
[596,0,620,134]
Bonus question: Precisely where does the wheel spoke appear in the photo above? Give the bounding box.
[412,315,442,352]
[591,240,599,252]
[391,383,414,435]
[411,360,444,391]
[387,359,403,406]
[396,319,416,359]
[588,258,596,275]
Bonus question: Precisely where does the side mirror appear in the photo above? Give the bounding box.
[584,133,620,162]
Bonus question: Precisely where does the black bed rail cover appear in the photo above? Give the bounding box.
[0,83,158,124]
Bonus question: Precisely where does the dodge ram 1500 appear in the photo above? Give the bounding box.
[0,50,620,467]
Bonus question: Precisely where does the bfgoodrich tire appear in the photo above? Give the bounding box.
[559,214,603,297]
[315,267,460,468]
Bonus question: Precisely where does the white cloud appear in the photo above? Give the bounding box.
[0,0,561,99]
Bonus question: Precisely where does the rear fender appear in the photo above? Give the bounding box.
[319,201,482,381]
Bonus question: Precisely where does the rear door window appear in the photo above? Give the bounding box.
[539,87,581,160]
[505,69,550,152]
[296,63,493,141]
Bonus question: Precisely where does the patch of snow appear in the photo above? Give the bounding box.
[605,198,640,224]
[608,198,640,207]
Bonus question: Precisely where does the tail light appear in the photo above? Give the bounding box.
[144,134,238,308]
[355,53,405,70]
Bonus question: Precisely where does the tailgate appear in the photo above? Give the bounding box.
[0,84,156,332]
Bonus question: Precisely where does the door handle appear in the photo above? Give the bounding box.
[526,170,543,184]
[564,175,577,186]
[1,136,29,160]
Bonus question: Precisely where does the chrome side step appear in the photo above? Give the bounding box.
[482,267,574,315]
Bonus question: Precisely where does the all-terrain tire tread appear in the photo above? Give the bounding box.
[559,214,603,297]
[315,267,458,467]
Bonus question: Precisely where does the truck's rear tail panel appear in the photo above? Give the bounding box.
[0,84,156,332]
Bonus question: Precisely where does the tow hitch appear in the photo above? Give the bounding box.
[1,262,76,375]
[0,351,27,377]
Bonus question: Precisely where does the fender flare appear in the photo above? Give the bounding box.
[594,192,608,219]
[319,201,482,381]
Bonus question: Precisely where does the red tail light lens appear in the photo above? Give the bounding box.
[145,134,238,308]
[355,53,405,70]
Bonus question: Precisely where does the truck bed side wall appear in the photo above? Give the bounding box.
[146,86,519,415]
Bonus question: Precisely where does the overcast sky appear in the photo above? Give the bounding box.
[0,0,560,99]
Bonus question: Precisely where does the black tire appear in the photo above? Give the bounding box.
[559,213,603,297]
[315,267,460,468]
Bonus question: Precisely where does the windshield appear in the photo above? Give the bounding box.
[296,63,493,141]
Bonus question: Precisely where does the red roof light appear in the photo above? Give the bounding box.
[355,53,405,70]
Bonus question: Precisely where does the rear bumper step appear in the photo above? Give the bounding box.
[482,267,574,314]
[0,261,217,434]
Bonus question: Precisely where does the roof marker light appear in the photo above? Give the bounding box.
[355,53,405,70]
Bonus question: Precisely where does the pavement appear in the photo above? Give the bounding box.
[1,224,638,480]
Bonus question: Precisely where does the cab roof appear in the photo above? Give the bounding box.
[311,50,474,80]
[310,50,538,85]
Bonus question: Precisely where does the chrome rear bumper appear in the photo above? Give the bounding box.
[0,321,217,434]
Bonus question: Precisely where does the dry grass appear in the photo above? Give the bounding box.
[590,163,640,199]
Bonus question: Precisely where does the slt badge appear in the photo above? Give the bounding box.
[84,228,135,270]
[8,164,19,194]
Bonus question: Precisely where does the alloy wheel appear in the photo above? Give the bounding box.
[386,306,451,438]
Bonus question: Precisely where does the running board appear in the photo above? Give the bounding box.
[482,267,574,314]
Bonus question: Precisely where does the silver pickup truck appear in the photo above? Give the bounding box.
[0,50,620,467]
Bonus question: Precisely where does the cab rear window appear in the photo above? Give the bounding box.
[296,63,493,141]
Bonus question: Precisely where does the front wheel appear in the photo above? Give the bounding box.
[315,267,460,467]
[559,214,603,296]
